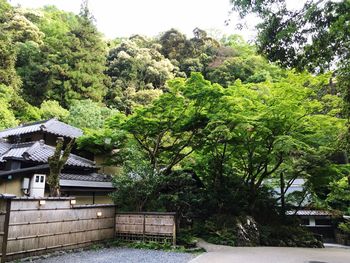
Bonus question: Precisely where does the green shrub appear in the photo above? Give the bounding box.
[260,225,323,248]
[177,229,198,248]
[338,222,350,234]
[193,215,237,246]
[128,241,173,251]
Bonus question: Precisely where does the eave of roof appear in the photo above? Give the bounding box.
[0,118,83,139]
[0,167,113,189]
[0,141,96,168]
[286,210,333,216]
[0,164,49,177]
[0,140,11,155]
[60,179,114,189]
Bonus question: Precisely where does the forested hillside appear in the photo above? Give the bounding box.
[1,0,349,247]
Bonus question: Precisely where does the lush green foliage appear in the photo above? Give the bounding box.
[107,72,346,221]
[17,5,109,107]
[1,0,349,247]
[65,99,117,130]
[106,36,176,114]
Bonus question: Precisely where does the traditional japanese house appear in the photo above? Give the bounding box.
[0,118,114,204]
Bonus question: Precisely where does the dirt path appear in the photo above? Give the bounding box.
[190,240,350,263]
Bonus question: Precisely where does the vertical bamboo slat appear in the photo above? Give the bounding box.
[1,198,115,261]
[0,197,177,262]
[115,212,176,244]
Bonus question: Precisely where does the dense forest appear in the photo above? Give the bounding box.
[0,0,349,246]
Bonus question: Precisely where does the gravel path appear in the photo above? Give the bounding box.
[31,247,195,263]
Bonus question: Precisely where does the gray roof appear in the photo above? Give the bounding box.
[60,172,112,182]
[0,118,83,139]
[60,172,114,189]
[0,141,11,155]
[286,210,333,216]
[0,141,95,168]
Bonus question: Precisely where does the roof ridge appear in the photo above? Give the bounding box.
[40,118,57,130]
[0,118,83,139]
[10,142,36,148]
[0,119,52,133]
[23,141,41,157]
[68,152,95,165]
[46,119,82,132]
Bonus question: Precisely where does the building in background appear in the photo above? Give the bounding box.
[0,118,114,204]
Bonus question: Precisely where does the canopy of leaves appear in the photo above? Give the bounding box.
[106,36,176,114]
[65,99,118,130]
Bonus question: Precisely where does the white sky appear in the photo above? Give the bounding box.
[10,0,257,40]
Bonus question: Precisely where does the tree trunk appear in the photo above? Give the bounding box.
[280,171,286,217]
[47,137,75,197]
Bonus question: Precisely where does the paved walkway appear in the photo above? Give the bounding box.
[190,240,350,263]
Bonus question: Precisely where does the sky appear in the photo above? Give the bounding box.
[9,0,258,40]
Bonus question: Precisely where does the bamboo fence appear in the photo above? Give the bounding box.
[0,196,176,262]
[115,212,176,245]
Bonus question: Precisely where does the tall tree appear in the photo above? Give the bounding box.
[16,4,109,107]
[106,37,176,114]
[231,0,350,147]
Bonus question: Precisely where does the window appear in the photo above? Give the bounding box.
[35,176,40,183]
[315,218,331,226]
[40,176,44,183]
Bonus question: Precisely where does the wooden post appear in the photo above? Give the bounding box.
[142,214,146,242]
[1,197,14,263]
[113,206,117,238]
[172,214,176,246]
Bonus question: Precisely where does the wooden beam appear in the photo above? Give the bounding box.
[1,199,12,263]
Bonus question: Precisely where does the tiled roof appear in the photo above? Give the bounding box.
[0,118,83,139]
[0,141,95,168]
[286,210,333,216]
[0,141,11,155]
[60,172,114,189]
[60,172,112,182]
[60,179,114,189]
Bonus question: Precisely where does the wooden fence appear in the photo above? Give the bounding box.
[115,212,176,245]
[0,196,176,262]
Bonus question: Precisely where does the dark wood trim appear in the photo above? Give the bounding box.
[7,226,114,241]
[72,204,115,209]
[9,216,114,226]
[5,238,114,257]
[14,197,74,201]
[1,199,12,263]
[0,164,49,177]
[142,214,146,241]
[116,212,176,216]
[60,187,115,192]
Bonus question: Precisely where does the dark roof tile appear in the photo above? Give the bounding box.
[0,141,95,168]
[59,172,114,188]
[0,141,12,156]
[286,210,333,216]
[60,172,112,182]
[0,118,83,139]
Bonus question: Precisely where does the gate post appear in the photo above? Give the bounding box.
[0,194,15,263]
